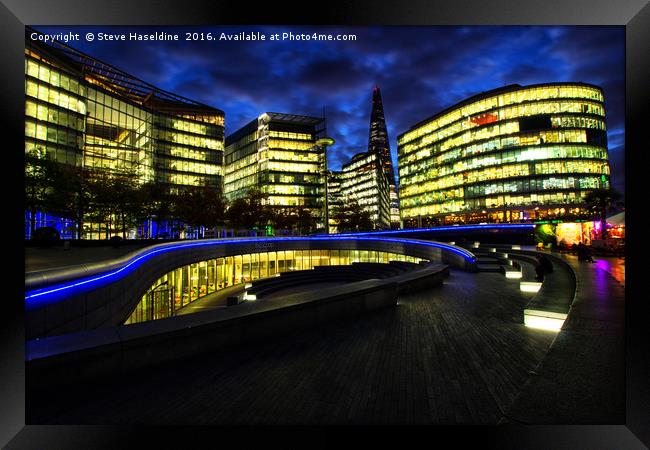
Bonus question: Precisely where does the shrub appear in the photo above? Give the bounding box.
[109,235,123,248]
[32,226,60,248]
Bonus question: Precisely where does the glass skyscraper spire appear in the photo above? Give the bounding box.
[367,85,400,227]
[368,85,395,185]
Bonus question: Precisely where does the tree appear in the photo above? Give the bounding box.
[84,169,115,239]
[84,169,140,239]
[273,206,299,232]
[331,197,373,232]
[25,151,140,240]
[25,150,57,238]
[138,182,175,238]
[42,163,94,240]
[273,205,317,235]
[226,189,275,230]
[110,173,142,239]
[584,188,622,240]
[173,186,227,236]
[294,205,317,235]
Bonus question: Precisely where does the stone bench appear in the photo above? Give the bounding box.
[520,252,576,330]
[246,272,376,299]
[26,278,400,389]
[243,260,438,301]
[391,263,450,295]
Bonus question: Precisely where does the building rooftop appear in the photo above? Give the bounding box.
[225,112,326,146]
[264,112,325,125]
[341,150,379,169]
[399,81,603,138]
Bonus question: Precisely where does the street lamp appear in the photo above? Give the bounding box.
[316,137,335,234]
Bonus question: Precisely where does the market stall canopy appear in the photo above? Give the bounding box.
[607,211,625,226]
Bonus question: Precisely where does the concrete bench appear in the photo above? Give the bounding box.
[387,260,422,269]
[26,278,400,388]
[245,261,431,300]
[246,263,402,297]
[319,262,408,277]
[520,252,576,330]
[247,272,375,299]
[392,263,450,295]
[500,261,523,279]
[505,253,543,284]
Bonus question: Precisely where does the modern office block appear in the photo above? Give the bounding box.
[326,170,344,233]
[224,112,327,227]
[397,82,610,227]
[25,29,225,192]
[337,151,391,230]
[24,30,226,238]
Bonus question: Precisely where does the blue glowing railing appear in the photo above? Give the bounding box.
[25,236,476,311]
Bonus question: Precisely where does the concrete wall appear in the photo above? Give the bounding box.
[26,237,475,339]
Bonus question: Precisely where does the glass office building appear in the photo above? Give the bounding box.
[25,29,225,237]
[397,83,610,227]
[326,171,344,233]
[336,151,391,230]
[389,186,400,228]
[224,112,327,227]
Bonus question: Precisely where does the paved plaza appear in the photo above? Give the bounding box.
[25,246,625,425]
[27,269,554,424]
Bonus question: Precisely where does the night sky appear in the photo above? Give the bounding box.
[33,25,625,195]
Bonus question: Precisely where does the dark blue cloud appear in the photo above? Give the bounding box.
[32,25,625,195]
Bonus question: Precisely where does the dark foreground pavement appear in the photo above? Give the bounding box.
[27,270,559,425]
[504,254,626,424]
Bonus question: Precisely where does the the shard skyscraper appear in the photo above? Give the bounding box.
[368,85,400,228]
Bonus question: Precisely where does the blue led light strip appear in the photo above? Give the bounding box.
[25,236,475,309]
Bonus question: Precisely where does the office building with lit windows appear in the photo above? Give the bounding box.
[25,29,225,238]
[336,151,391,230]
[326,170,344,233]
[224,112,327,227]
[397,82,610,227]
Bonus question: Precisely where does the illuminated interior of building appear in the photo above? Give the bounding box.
[367,85,400,228]
[224,112,327,226]
[25,28,225,238]
[336,151,391,229]
[397,83,610,227]
[326,171,344,233]
[125,248,424,324]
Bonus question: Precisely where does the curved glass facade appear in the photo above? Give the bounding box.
[397,83,610,226]
[125,248,424,324]
[25,31,225,238]
[25,43,225,191]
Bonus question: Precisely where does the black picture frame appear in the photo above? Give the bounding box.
[3,0,648,447]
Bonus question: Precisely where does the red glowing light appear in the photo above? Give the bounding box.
[470,113,498,126]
